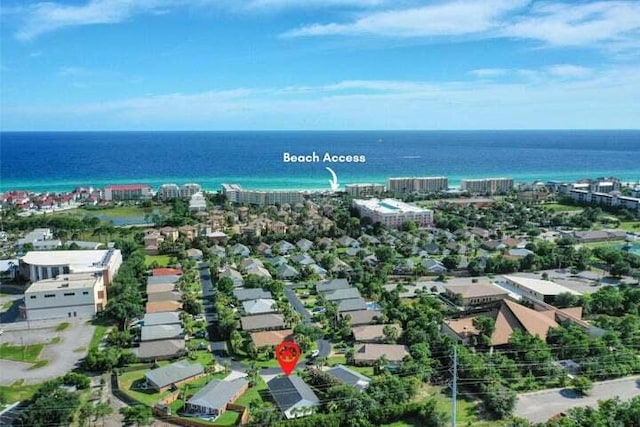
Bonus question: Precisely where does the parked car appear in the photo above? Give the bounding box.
[310,349,320,358]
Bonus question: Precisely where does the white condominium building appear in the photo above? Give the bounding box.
[20,249,123,285]
[158,183,203,199]
[461,178,513,195]
[387,177,448,194]
[222,184,304,206]
[24,273,106,320]
[345,184,385,197]
[569,190,640,214]
[352,198,433,229]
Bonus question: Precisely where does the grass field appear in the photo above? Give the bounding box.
[79,205,163,219]
[618,221,640,231]
[0,380,41,403]
[0,343,45,363]
[235,376,268,407]
[89,324,108,350]
[55,322,71,332]
[215,410,241,426]
[541,203,584,212]
[145,255,172,267]
[118,369,170,406]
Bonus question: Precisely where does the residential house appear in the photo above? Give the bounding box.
[250,329,294,348]
[422,258,447,274]
[341,310,383,326]
[277,240,295,255]
[240,313,286,332]
[146,300,182,313]
[316,278,351,293]
[219,266,244,287]
[140,324,184,342]
[337,298,367,313]
[184,378,249,418]
[147,291,182,303]
[144,360,204,393]
[152,268,182,276]
[325,287,362,302]
[233,288,273,302]
[325,365,371,392]
[352,324,402,343]
[277,264,300,280]
[352,343,409,366]
[143,312,181,327]
[231,243,251,257]
[267,376,320,419]
[242,298,278,315]
[186,248,203,260]
[296,239,313,252]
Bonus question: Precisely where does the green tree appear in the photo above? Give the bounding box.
[571,376,593,396]
[483,383,516,419]
[120,405,153,426]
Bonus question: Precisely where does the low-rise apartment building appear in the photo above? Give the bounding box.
[345,183,385,197]
[569,190,640,214]
[221,184,304,206]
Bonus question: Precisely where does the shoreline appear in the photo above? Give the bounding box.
[2,172,640,195]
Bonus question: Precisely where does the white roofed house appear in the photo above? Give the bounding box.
[242,298,278,315]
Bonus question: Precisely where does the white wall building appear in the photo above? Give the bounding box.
[24,273,106,320]
[189,192,207,212]
[496,275,581,304]
[221,184,304,206]
[352,198,433,229]
[345,184,385,197]
[388,177,448,194]
[461,178,513,195]
[20,249,122,285]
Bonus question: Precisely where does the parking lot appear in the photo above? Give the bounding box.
[0,319,95,385]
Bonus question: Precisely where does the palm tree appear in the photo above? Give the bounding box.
[374,355,389,375]
[93,402,113,426]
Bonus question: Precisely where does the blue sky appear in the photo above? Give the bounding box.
[1,0,639,130]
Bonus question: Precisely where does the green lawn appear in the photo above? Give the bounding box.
[235,376,267,407]
[55,322,71,332]
[1,300,14,311]
[0,380,41,403]
[216,410,241,426]
[89,324,108,350]
[0,343,45,363]
[618,221,640,231]
[118,369,170,406]
[145,255,172,267]
[80,205,162,218]
[327,355,347,366]
[542,203,584,212]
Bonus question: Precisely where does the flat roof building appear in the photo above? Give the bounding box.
[497,275,581,304]
[352,198,433,229]
[461,178,513,195]
[24,273,106,320]
[345,183,385,197]
[388,177,448,194]
[104,184,153,201]
[21,249,122,285]
[222,184,304,206]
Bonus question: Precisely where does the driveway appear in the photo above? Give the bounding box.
[283,286,311,323]
[0,320,94,385]
[515,376,640,423]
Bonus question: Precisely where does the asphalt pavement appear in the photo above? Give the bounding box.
[516,375,640,423]
[283,286,312,323]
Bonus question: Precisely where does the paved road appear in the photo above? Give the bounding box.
[515,376,640,423]
[283,286,311,323]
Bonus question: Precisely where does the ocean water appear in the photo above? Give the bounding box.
[1,131,639,193]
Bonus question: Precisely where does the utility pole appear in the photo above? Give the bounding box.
[451,345,457,427]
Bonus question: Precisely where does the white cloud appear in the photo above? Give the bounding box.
[283,0,526,37]
[546,64,591,78]
[243,0,385,11]
[4,65,638,130]
[503,1,640,47]
[469,68,509,78]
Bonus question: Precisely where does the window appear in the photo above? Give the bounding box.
[44,294,56,298]
[63,292,75,296]
[63,266,70,274]
[83,291,89,295]
[30,295,37,299]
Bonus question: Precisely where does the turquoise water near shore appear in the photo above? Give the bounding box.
[2,131,639,193]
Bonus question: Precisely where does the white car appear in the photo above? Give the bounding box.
[310,349,320,358]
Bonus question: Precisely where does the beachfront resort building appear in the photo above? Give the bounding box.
[20,249,123,285]
[158,183,202,199]
[569,190,640,214]
[23,272,107,320]
[387,177,449,194]
[461,178,514,195]
[345,183,385,197]
[104,184,153,201]
[222,184,304,206]
[352,198,433,229]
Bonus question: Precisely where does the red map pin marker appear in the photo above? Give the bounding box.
[275,340,300,376]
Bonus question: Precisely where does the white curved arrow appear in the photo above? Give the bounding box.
[326,167,339,192]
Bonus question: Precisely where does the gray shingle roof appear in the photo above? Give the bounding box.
[143,312,181,326]
[233,288,273,301]
[141,324,184,341]
[325,287,361,301]
[240,313,286,331]
[186,377,248,411]
[326,365,371,391]
[316,278,351,293]
[137,339,185,360]
[147,275,181,286]
[337,297,367,312]
[267,376,319,412]
[145,360,203,389]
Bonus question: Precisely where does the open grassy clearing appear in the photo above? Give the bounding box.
[0,343,45,363]
[0,380,41,403]
[145,255,172,267]
[55,322,71,331]
[89,324,108,350]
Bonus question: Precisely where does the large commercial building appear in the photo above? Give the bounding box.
[20,249,123,285]
[387,177,448,194]
[222,184,304,206]
[461,178,514,195]
[23,272,106,320]
[104,184,153,201]
[158,183,202,199]
[352,198,433,229]
[345,183,385,197]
